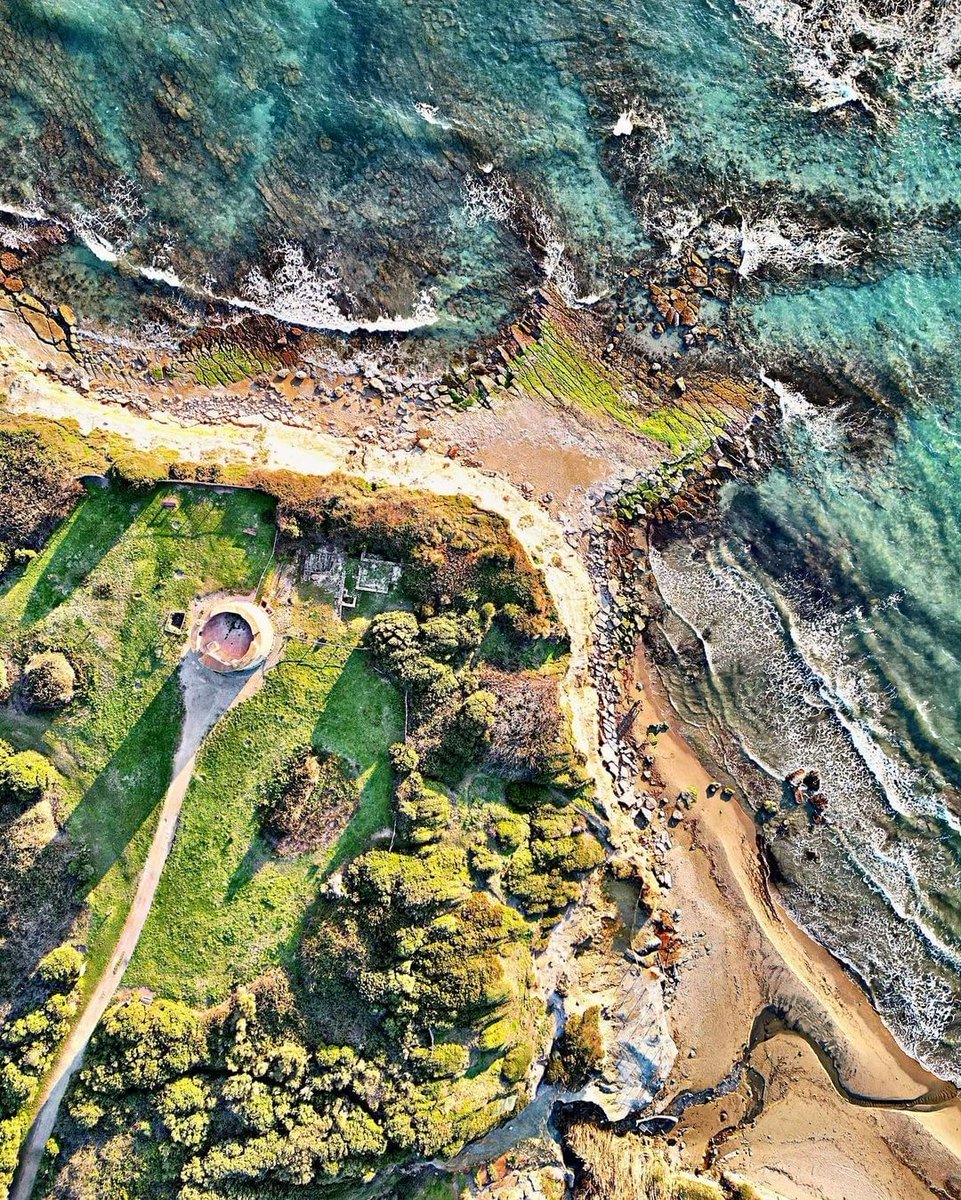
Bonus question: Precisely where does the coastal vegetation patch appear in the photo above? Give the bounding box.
[0,416,605,1199]
[510,319,728,458]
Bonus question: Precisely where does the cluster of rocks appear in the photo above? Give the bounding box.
[464,1142,568,1200]
[0,251,78,354]
[647,247,735,340]
[36,358,91,392]
[786,767,828,823]
[615,392,781,527]
[585,515,652,809]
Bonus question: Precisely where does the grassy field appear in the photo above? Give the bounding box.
[0,483,276,985]
[126,629,404,1004]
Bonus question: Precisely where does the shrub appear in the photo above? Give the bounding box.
[22,651,76,709]
[259,750,358,856]
[421,689,496,781]
[490,825,525,864]
[420,612,482,661]
[395,773,451,848]
[389,741,420,777]
[504,781,555,811]
[501,1041,534,1084]
[503,848,579,917]
[36,945,84,990]
[0,750,61,804]
[410,1043,469,1080]
[365,611,420,664]
[277,514,302,540]
[546,1006,604,1089]
[529,807,605,876]
[482,667,587,788]
[82,999,204,1094]
[468,844,502,879]
[110,447,173,488]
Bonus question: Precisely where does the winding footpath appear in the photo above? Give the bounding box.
[9,656,264,1200]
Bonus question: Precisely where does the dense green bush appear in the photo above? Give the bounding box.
[0,748,62,805]
[36,945,84,991]
[388,741,420,777]
[546,1006,605,1089]
[395,773,451,848]
[80,999,204,1099]
[0,942,85,1196]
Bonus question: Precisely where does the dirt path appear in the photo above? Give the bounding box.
[9,655,263,1200]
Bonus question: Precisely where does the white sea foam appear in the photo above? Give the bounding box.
[0,197,64,250]
[735,0,961,112]
[0,199,49,223]
[760,370,841,450]
[72,178,147,264]
[461,172,601,305]
[647,204,703,261]
[414,101,451,129]
[461,172,514,228]
[737,215,857,278]
[529,200,602,306]
[8,178,443,336]
[650,537,961,1075]
[237,240,440,333]
[612,109,638,136]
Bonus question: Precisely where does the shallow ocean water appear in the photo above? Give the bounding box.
[5,0,961,1073]
[653,250,961,1075]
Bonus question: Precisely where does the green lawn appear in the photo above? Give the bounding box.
[126,633,404,1004]
[0,483,276,984]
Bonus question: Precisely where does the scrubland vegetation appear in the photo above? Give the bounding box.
[0,416,610,1199]
[565,1123,765,1200]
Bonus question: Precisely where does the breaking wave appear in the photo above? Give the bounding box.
[735,0,961,112]
[461,170,603,305]
[1,183,443,335]
[651,535,961,1075]
[237,241,440,332]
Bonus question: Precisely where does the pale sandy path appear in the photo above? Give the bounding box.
[9,656,263,1200]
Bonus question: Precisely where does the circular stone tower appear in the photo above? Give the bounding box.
[193,598,275,674]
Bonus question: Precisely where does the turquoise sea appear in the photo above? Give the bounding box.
[4,0,961,1074]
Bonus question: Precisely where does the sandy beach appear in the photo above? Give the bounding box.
[2,317,960,1199]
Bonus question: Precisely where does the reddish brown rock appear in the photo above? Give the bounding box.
[20,306,67,347]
